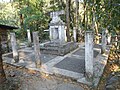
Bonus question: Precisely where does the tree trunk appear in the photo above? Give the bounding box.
[66,0,71,42]
[94,22,99,44]
[0,36,6,84]
[75,0,79,42]
[20,14,24,27]
[83,1,87,30]
[92,5,99,44]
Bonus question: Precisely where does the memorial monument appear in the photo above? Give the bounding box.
[40,10,78,55]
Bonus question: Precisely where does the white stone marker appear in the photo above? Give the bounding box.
[33,31,41,68]
[101,30,107,54]
[107,34,111,45]
[85,31,94,81]
[73,27,77,42]
[115,35,118,47]
[10,33,19,63]
[27,29,32,44]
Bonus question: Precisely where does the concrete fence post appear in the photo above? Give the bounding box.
[101,30,107,54]
[73,27,77,42]
[10,33,19,63]
[85,31,94,81]
[27,29,32,44]
[32,31,41,68]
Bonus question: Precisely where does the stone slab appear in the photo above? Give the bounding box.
[54,57,85,74]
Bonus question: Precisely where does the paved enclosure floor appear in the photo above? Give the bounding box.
[2,43,109,88]
[54,57,85,73]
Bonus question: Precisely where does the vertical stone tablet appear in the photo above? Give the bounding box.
[27,29,32,44]
[33,31,41,68]
[73,27,77,42]
[85,31,94,81]
[10,33,19,63]
[101,30,107,54]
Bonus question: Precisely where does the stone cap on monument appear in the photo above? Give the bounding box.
[49,10,65,26]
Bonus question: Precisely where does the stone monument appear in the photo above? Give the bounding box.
[40,10,78,55]
[49,10,66,44]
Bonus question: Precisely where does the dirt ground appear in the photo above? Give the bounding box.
[0,64,89,90]
[97,46,120,90]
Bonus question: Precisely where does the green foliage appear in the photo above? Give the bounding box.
[0,0,119,41]
[79,0,120,35]
[0,3,19,26]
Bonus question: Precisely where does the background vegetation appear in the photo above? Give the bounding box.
[0,0,120,41]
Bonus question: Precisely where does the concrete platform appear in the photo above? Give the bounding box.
[2,43,109,88]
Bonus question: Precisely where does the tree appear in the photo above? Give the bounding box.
[66,0,71,42]
[0,2,19,26]
[75,0,79,42]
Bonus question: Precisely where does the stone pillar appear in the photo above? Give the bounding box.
[107,34,111,45]
[115,35,118,46]
[101,30,107,54]
[10,33,19,63]
[32,31,41,68]
[85,31,94,81]
[49,27,52,41]
[73,27,77,42]
[59,25,66,44]
[65,26,67,42]
[27,29,32,43]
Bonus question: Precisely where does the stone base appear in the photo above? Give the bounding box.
[40,41,78,56]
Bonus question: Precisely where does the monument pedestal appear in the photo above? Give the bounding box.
[40,41,78,56]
